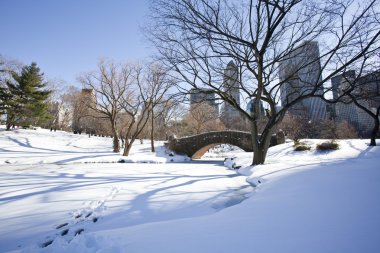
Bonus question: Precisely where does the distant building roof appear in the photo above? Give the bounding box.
[227,60,236,67]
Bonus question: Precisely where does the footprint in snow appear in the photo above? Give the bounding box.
[61,229,69,236]
[39,187,119,248]
[75,228,84,236]
[56,223,68,229]
[41,239,54,248]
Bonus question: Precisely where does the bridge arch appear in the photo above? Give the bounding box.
[166,131,284,159]
[192,143,223,159]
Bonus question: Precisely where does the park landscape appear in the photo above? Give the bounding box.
[0,127,379,253]
[1,0,380,252]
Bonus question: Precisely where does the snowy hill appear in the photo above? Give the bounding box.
[1,127,379,253]
[0,127,188,164]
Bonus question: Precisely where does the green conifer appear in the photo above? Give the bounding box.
[5,62,51,128]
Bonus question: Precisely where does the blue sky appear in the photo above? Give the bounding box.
[0,0,152,87]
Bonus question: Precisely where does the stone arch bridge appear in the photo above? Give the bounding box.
[166,131,285,159]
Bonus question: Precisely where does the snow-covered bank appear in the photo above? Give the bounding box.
[0,127,187,164]
[1,128,379,253]
[92,156,379,253]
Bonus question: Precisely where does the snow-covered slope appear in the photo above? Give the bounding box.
[1,127,379,253]
[0,127,188,164]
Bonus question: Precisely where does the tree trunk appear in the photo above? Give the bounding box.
[123,143,132,156]
[111,120,120,153]
[122,136,136,156]
[113,135,120,152]
[6,113,14,131]
[250,121,273,165]
[252,147,267,165]
[369,117,379,146]
[150,110,155,152]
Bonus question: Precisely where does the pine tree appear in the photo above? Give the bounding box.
[1,64,18,128]
[0,63,8,114]
[0,86,9,114]
[5,62,51,128]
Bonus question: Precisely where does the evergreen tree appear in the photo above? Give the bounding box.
[0,63,17,127]
[5,76,24,129]
[0,61,7,115]
[5,62,51,129]
[0,85,8,114]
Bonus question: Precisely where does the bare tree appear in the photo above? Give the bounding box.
[149,0,380,164]
[317,119,358,139]
[184,101,224,134]
[57,86,81,131]
[145,64,174,152]
[0,55,23,125]
[279,113,311,143]
[149,99,179,140]
[120,64,172,156]
[79,60,133,152]
[156,99,188,138]
[43,79,72,130]
[335,121,358,139]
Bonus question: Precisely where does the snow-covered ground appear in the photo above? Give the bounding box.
[0,128,189,165]
[1,127,379,253]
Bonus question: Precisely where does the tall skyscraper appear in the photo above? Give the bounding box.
[189,88,218,114]
[331,70,380,136]
[279,41,327,121]
[221,60,241,128]
[356,71,380,136]
[72,88,96,132]
[246,98,265,118]
[331,70,356,101]
[331,71,359,129]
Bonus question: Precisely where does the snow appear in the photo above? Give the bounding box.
[0,128,189,165]
[1,127,379,253]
